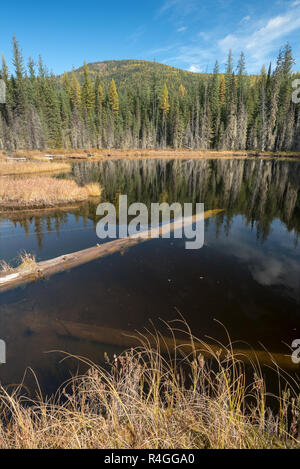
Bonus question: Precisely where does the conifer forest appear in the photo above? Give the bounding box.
[0,37,299,152]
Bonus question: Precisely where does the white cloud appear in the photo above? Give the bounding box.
[188,64,202,72]
[245,15,294,51]
[217,5,300,67]
[151,2,300,74]
[158,0,178,15]
[218,34,239,50]
[240,15,251,23]
[177,26,187,32]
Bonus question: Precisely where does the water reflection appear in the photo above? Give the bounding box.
[1,159,300,256]
[72,159,300,237]
[207,216,300,302]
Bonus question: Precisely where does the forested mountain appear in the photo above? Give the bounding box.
[66,59,206,91]
[0,37,299,151]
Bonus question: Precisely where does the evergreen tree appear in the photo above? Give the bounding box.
[12,35,26,114]
[82,61,95,112]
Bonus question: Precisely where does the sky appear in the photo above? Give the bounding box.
[1,0,300,75]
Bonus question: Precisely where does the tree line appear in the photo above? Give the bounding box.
[0,37,299,151]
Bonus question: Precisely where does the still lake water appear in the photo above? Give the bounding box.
[0,158,300,394]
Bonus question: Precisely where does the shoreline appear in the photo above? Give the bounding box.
[0,200,89,213]
[0,202,87,218]
[2,149,300,163]
[1,151,298,212]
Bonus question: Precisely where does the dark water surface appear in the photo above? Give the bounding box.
[0,158,300,394]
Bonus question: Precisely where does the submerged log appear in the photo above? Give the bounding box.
[0,209,223,293]
[21,315,299,372]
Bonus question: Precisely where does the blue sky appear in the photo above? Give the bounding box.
[1,0,300,75]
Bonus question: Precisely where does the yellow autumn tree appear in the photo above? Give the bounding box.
[62,72,71,97]
[161,83,170,116]
[179,84,186,98]
[109,79,119,114]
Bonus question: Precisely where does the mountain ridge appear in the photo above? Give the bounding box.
[61,59,209,90]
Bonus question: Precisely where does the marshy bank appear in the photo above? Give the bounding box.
[0,323,299,449]
[0,159,71,176]
[0,176,101,211]
[2,149,300,164]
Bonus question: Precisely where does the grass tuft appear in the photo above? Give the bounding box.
[16,252,37,272]
[85,182,102,197]
[0,321,299,449]
[0,251,37,275]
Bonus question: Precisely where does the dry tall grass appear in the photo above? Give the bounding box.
[0,160,70,176]
[0,259,12,273]
[85,182,102,197]
[0,177,101,209]
[0,252,37,274]
[16,252,38,272]
[0,321,299,449]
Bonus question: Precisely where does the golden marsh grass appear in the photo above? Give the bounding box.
[0,176,101,210]
[0,160,71,176]
[0,321,298,449]
[85,182,102,197]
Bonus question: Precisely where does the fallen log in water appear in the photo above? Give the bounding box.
[0,209,224,293]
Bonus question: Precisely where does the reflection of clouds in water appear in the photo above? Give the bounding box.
[244,250,299,295]
[207,216,300,302]
[250,257,287,286]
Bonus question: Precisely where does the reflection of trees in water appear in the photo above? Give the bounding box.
[5,201,100,250]
[9,211,70,250]
[6,159,300,246]
[73,159,300,241]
